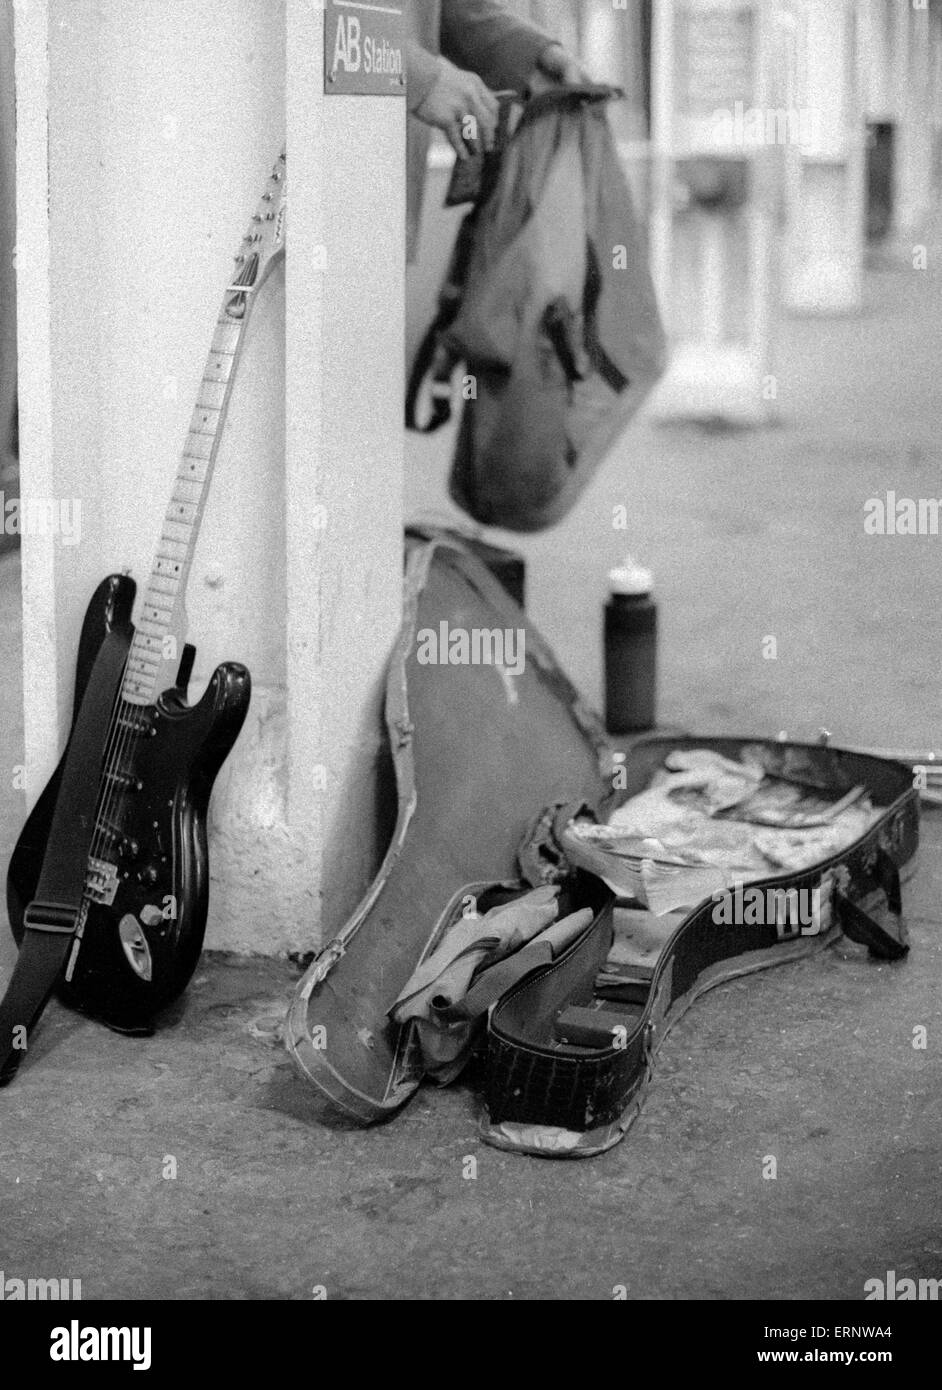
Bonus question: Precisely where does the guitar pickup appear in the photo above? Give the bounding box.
[86,857,120,906]
[102,768,141,791]
[117,713,152,735]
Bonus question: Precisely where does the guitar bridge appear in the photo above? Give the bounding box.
[86,857,120,906]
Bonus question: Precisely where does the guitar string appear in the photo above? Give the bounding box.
[88,627,144,866]
[83,310,239,916]
[78,157,281,941]
[88,305,240,880]
[85,663,147,911]
[95,556,180,862]
[88,521,187,896]
[75,699,137,970]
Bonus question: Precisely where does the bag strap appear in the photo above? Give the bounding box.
[834,849,909,961]
[582,238,630,394]
[0,625,130,1084]
[406,90,526,434]
[405,209,478,433]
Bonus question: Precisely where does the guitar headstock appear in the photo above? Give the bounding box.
[226,148,286,317]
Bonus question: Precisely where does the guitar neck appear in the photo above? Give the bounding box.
[122,156,286,706]
[122,312,248,705]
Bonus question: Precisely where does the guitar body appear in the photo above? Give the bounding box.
[0,153,282,1079]
[6,573,251,1029]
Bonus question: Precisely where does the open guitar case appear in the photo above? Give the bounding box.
[286,529,919,1157]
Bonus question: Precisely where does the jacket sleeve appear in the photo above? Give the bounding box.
[440,0,554,94]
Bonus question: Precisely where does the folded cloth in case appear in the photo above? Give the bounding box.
[390,887,594,1085]
[390,885,560,1023]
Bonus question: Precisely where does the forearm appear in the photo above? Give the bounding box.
[440,0,554,94]
[406,39,443,113]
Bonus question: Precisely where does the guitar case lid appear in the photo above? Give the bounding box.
[286,528,614,1121]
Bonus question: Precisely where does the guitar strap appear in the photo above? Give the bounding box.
[0,626,130,1084]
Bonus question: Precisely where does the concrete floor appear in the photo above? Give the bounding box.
[1,251,941,1299]
[1,826,940,1301]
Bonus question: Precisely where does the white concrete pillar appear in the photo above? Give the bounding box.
[894,0,933,242]
[0,0,16,511]
[649,0,676,323]
[13,0,405,955]
[284,0,405,938]
[582,1,624,87]
[859,0,893,119]
[782,0,866,313]
[648,0,779,425]
[583,0,646,147]
[12,0,57,776]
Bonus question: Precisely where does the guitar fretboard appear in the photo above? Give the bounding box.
[122,317,245,704]
[120,162,283,706]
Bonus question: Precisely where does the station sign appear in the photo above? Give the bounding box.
[324,0,406,97]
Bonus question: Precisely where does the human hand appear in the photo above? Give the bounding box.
[414,58,500,159]
[528,42,589,94]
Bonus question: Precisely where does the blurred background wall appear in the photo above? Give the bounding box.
[0,0,16,554]
[407,0,942,422]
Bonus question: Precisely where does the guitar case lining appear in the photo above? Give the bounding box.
[286,531,919,1155]
[484,744,917,1156]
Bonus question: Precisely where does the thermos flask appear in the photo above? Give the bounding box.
[604,557,657,734]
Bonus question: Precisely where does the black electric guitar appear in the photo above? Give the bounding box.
[2,151,287,1072]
